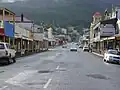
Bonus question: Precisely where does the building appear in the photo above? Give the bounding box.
[0,8,15,47]
[90,12,102,45]
[61,28,67,34]
[82,28,90,46]
[90,8,119,54]
[0,8,49,56]
[47,27,56,47]
[14,15,34,54]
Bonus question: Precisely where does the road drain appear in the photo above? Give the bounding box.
[86,74,110,80]
[26,82,46,85]
[57,69,66,72]
[38,70,53,74]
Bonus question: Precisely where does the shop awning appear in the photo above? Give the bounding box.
[48,38,56,42]
[100,36,115,42]
[43,37,49,41]
[107,36,115,40]
[15,33,22,38]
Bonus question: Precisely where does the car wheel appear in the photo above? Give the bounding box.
[12,57,16,63]
[7,56,12,64]
[103,59,106,62]
[106,60,109,63]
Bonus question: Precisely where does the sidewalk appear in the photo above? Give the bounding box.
[16,49,48,59]
[16,46,60,59]
[92,52,104,57]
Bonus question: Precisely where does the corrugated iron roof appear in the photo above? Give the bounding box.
[0,15,32,22]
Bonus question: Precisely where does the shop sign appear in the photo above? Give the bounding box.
[100,24,115,36]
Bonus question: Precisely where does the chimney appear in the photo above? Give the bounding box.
[21,13,24,22]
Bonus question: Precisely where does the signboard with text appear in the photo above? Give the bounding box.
[100,24,115,36]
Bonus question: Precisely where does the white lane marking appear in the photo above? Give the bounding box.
[56,66,60,70]
[56,53,62,56]
[5,70,37,86]
[43,78,52,89]
[0,86,8,90]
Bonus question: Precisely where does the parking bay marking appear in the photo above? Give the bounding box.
[43,78,52,89]
[5,70,37,86]
[56,65,60,70]
[0,86,8,90]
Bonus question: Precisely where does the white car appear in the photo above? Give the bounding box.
[70,45,77,51]
[83,46,89,52]
[0,42,16,64]
[103,49,120,64]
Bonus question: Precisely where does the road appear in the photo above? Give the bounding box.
[0,45,120,90]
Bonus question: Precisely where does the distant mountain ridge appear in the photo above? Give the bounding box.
[0,0,119,30]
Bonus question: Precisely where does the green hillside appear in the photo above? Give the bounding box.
[0,0,119,30]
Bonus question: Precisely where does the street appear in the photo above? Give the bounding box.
[0,46,120,90]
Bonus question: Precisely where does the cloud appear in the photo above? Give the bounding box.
[0,0,27,3]
[53,0,66,3]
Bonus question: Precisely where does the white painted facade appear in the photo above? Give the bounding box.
[117,20,120,33]
[61,28,67,34]
[94,32,100,42]
[47,27,53,39]
[15,24,23,38]
[15,23,33,41]
[33,33,44,41]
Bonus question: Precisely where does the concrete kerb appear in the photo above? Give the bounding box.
[92,52,104,57]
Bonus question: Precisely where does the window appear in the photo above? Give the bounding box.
[108,50,118,55]
[6,44,11,49]
[0,44,5,49]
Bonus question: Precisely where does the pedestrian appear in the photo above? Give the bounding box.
[90,45,93,52]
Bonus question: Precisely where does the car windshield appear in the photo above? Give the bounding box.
[108,50,118,55]
[0,44,5,49]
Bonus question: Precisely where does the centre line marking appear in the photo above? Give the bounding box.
[56,66,60,70]
[43,78,52,89]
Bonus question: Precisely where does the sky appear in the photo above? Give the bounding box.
[0,0,119,29]
[0,0,62,3]
[0,0,26,3]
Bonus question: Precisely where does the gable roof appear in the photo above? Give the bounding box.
[0,15,33,23]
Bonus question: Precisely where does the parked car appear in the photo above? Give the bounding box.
[62,45,67,48]
[83,46,89,52]
[70,45,77,51]
[75,43,79,46]
[79,45,83,48]
[103,49,120,64]
[0,42,16,64]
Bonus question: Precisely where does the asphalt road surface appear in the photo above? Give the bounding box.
[0,45,120,90]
